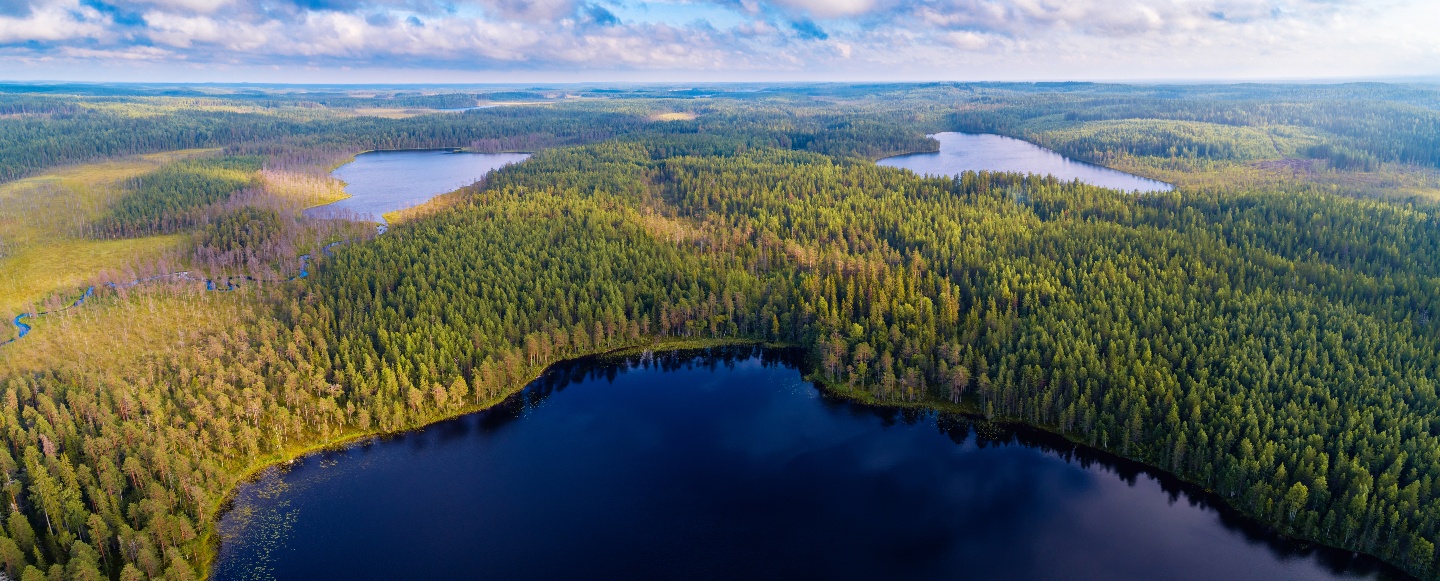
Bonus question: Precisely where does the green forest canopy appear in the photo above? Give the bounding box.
[2,82,1440,579]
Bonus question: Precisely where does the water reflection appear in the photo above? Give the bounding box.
[215,347,1404,581]
[879,132,1174,193]
[305,149,530,223]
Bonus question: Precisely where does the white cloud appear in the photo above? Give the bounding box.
[944,30,989,50]
[131,0,234,14]
[769,0,877,18]
[478,0,580,21]
[0,0,1433,80]
[144,12,233,48]
[0,0,108,43]
[58,45,175,60]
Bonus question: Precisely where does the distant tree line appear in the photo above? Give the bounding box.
[949,86,1440,170]
[2,85,1440,580]
[312,141,1440,578]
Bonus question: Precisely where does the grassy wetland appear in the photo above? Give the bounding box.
[2,83,1440,580]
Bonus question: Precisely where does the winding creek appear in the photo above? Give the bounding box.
[879,132,1174,193]
[213,348,1402,580]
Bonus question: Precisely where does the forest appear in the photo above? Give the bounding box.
[2,82,1440,579]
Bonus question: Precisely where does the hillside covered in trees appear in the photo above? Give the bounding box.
[2,82,1440,579]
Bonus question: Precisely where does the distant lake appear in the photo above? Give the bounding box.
[879,132,1174,193]
[435,103,545,112]
[213,349,1398,581]
[305,150,529,222]
[434,105,499,112]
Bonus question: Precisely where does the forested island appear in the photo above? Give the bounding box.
[3,82,1440,579]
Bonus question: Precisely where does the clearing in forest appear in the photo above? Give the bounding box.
[0,150,216,326]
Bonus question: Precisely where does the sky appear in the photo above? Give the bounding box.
[0,0,1436,83]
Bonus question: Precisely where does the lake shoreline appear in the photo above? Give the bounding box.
[206,339,1412,580]
[879,132,1176,193]
[201,336,781,577]
[808,379,1411,579]
[305,149,530,223]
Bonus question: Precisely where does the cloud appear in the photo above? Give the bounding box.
[944,30,989,50]
[131,0,233,13]
[0,0,1433,80]
[480,0,579,21]
[770,0,875,18]
[143,11,277,50]
[0,0,111,43]
[58,45,173,59]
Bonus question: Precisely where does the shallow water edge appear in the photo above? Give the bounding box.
[208,340,1411,580]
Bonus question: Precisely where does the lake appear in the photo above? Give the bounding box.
[213,348,1400,581]
[304,150,530,222]
[879,132,1174,193]
[435,103,542,112]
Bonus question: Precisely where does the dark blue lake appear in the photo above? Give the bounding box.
[212,349,1399,580]
[304,150,529,222]
[879,132,1174,193]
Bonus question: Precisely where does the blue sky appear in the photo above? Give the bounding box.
[0,0,1436,82]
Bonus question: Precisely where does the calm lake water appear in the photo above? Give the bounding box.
[213,349,1400,581]
[879,132,1174,193]
[304,150,529,222]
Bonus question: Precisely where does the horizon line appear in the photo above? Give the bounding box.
[3,76,1439,88]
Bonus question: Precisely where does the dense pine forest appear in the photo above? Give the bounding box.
[2,82,1440,579]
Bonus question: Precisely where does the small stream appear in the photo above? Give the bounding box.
[0,245,336,346]
[2,150,523,347]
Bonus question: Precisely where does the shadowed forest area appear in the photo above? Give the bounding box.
[2,82,1440,579]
